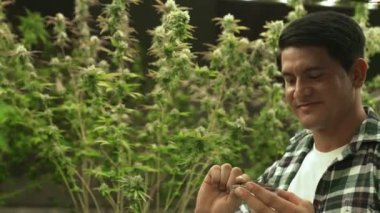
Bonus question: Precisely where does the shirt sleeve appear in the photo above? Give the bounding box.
[257,160,279,183]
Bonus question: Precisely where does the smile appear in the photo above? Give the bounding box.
[296,102,321,108]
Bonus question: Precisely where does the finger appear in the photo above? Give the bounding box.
[234,186,274,212]
[207,165,221,186]
[277,190,314,212]
[226,167,243,190]
[236,173,250,184]
[220,163,232,191]
[246,182,296,212]
[276,190,302,205]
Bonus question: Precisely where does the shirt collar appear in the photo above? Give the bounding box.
[349,106,380,152]
[291,107,380,154]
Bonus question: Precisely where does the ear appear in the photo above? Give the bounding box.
[351,58,367,88]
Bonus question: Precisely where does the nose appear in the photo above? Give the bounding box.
[293,79,312,99]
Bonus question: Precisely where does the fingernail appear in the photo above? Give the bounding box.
[234,186,244,196]
[236,174,248,181]
[245,182,255,190]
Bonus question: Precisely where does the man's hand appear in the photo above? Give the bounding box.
[234,182,314,213]
[195,163,250,213]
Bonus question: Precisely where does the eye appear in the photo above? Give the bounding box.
[283,75,295,85]
[308,70,322,79]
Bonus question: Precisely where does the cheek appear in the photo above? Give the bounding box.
[284,88,294,103]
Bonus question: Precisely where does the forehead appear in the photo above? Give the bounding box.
[280,46,333,72]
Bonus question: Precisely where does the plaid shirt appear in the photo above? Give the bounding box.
[258,107,380,212]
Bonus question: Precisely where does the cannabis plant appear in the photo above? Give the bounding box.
[354,3,380,112]
[0,0,379,212]
[1,0,148,212]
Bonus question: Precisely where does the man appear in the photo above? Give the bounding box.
[195,11,380,212]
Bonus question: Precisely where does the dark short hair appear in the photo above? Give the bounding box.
[277,11,365,72]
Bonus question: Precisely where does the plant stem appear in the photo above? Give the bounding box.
[75,169,101,213]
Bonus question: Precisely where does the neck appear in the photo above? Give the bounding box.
[312,106,366,152]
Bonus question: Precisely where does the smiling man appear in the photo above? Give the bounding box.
[195,11,380,212]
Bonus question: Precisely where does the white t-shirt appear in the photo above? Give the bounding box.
[287,143,347,202]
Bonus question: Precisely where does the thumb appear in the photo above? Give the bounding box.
[235,174,250,184]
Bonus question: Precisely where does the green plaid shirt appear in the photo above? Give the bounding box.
[259,107,380,212]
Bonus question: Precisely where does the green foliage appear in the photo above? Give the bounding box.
[0,0,379,212]
[354,3,380,112]
[18,10,50,49]
[364,75,380,113]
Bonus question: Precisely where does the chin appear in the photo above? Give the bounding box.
[299,119,321,130]
[301,122,327,131]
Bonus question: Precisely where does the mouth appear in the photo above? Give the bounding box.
[296,102,321,108]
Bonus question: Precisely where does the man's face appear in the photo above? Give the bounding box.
[281,46,356,131]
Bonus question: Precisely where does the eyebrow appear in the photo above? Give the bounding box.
[281,66,324,76]
[281,72,292,77]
